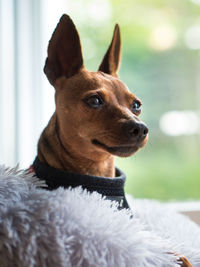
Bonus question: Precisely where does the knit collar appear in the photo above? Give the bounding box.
[32,156,130,210]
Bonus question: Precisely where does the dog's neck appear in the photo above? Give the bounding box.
[37,114,115,178]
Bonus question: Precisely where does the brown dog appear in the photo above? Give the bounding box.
[33,14,192,267]
[37,14,148,178]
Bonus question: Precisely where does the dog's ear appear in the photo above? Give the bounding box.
[98,24,121,77]
[44,14,83,85]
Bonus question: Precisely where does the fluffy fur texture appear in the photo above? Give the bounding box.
[0,165,199,267]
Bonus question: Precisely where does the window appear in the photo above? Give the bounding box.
[0,0,199,201]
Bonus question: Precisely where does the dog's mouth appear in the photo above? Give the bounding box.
[92,139,140,157]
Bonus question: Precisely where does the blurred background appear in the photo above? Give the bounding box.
[0,0,199,200]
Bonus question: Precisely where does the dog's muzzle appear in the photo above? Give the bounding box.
[122,120,148,142]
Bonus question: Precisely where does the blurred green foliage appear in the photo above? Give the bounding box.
[69,0,200,200]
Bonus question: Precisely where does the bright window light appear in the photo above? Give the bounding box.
[88,0,111,22]
[149,25,177,51]
[185,25,200,50]
[160,111,200,136]
[190,0,200,5]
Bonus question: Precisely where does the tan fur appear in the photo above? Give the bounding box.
[179,257,193,267]
[38,69,146,177]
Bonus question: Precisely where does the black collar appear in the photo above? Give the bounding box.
[33,157,130,210]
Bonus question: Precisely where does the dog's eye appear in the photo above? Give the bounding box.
[131,100,141,113]
[84,95,104,109]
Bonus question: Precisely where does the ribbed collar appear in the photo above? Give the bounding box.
[32,156,130,210]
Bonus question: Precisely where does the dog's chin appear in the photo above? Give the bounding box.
[92,139,144,157]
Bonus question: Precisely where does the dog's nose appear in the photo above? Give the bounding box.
[123,120,148,140]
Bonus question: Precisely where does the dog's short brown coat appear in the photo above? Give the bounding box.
[38,15,148,177]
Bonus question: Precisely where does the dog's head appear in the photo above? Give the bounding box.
[44,14,148,161]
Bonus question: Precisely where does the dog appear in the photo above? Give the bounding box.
[30,14,192,267]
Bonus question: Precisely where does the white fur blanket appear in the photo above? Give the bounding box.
[0,165,200,267]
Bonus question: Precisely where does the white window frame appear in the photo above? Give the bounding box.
[0,0,68,168]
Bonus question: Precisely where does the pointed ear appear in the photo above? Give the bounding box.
[44,14,83,85]
[98,24,121,77]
